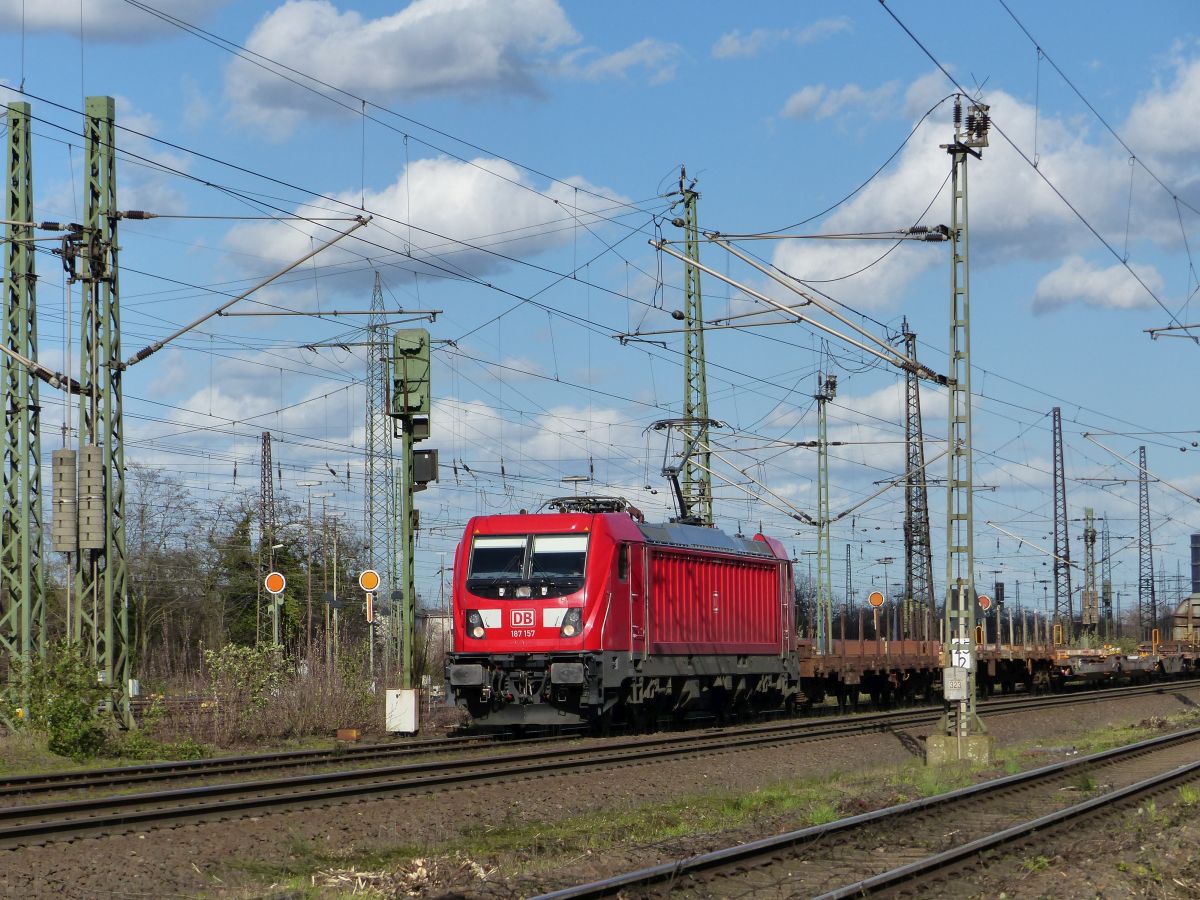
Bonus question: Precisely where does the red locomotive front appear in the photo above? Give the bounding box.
[446,498,798,727]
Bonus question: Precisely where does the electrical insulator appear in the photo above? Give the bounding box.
[953,100,962,127]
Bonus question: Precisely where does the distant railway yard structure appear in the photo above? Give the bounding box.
[1,2,1199,897]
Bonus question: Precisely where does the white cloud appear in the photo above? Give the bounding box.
[0,0,228,41]
[903,70,951,118]
[223,155,628,289]
[769,76,1198,309]
[112,96,190,214]
[712,17,849,60]
[780,81,898,121]
[779,85,824,119]
[1125,51,1200,174]
[36,96,189,219]
[1032,255,1162,313]
[712,27,778,61]
[226,0,579,137]
[560,38,682,85]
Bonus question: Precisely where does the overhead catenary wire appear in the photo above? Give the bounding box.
[876,0,1199,342]
[12,27,1193,594]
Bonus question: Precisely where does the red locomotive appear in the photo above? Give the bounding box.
[446,497,799,727]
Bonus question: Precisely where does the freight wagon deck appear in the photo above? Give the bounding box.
[793,636,1200,705]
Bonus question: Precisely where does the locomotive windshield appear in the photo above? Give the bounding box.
[529,535,587,578]
[466,533,588,597]
[468,536,527,580]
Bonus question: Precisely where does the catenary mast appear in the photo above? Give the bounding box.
[0,101,45,675]
[677,167,713,526]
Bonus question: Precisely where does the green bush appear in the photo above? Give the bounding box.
[202,642,290,743]
[107,728,206,761]
[6,642,111,760]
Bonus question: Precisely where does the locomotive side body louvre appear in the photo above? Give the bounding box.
[647,550,782,655]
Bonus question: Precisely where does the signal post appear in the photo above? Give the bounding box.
[386,330,438,733]
[359,568,379,677]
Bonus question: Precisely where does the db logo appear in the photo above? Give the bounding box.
[511,609,536,627]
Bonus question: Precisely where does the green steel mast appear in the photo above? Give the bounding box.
[678,167,713,526]
[938,97,989,758]
[72,96,131,726]
[1082,507,1098,634]
[0,101,45,673]
[814,373,837,654]
[391,329,431,691]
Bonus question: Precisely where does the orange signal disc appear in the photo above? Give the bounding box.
[978,594,992,611]
[358,569,381,592]
[264,571,286,595]
[867,590,885,608]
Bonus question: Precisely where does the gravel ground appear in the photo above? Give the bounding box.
[2,686,1199,899]
[949,775,1200,898]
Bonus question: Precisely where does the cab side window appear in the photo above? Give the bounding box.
[617,544,629,581]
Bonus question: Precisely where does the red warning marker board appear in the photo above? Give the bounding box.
[978,594,992,612]
[264,571,286,595]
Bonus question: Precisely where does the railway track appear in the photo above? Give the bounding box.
[535,725,1200,899]
[1,679,1196,848]
[1,678,1195,804]
[0,730,509,800]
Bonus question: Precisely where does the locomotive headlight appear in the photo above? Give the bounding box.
[466,610,486,639]
[559,607,583,638]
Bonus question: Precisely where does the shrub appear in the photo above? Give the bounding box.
[195,642,382,746]
[202,642,290,744]
[6,642,111,760]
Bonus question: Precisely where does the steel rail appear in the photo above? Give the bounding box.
[0,712,949,845]
[1,679,1196,849]
[535,726,1200,899]
[0,732,503,798]
[822,754,1200,897]
[2,678,1195,802]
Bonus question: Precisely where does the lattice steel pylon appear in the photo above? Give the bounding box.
[814,373,836,654]
[1138,445,1155,638]
[940,97,988,745]
[71,96,131,726]
[900,318,934,639]
[1082,507,1098,633]
[1101,515,1114,638]
[678,167,713,526]
[0,101,45,674]
[1051,407,1072,634]
[364,272,396,673]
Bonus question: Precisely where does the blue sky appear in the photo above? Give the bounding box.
[1,0,1198,619]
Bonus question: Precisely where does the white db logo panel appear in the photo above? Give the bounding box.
[511,609,536,627]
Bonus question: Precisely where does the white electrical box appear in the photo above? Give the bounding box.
[385,688,419,734]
